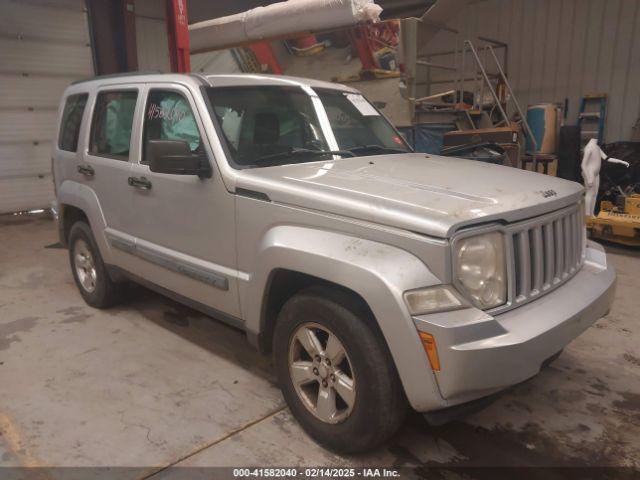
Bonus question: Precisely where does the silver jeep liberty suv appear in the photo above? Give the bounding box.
[52,73,616,453]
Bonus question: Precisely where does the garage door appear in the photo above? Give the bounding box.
[0,0,93,214]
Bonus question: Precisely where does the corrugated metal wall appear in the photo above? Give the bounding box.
[191,49,242,75]
[446,0,640,142]
[135,0,171,71]
[0,0,93,214]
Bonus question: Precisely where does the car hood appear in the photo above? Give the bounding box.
[235,153,584,238]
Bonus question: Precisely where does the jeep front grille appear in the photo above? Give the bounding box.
[496,202,585,314]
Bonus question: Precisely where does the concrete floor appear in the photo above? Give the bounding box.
[1,214,639,477]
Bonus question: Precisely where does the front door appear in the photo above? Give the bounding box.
[122,84,240,318]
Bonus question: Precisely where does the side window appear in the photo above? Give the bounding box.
[58,93,88,152]
[89,90,138,160]
[142,90,202,164]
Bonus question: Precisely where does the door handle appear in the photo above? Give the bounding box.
[77,164,95,176]
[128,176,152,190]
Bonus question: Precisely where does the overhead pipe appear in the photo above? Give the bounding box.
[188,0,383,53]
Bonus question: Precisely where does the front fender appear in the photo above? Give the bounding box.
[243,225,446,411]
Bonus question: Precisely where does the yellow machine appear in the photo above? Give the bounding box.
[587,194,640,246]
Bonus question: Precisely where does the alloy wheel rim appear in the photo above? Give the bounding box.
[288,322,356,424]
[74,239,97,293]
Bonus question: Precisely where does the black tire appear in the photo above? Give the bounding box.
[68,221,122,308]
[273,286,408,453]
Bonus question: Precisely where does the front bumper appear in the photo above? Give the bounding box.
[413,241,616,408]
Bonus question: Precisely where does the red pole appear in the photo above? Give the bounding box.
[123,0,138,71]
[166,0,191,72]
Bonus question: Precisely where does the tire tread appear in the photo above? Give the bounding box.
[274,285,408,453]
[68,221,122,309]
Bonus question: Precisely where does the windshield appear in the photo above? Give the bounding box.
[206,85,410,168]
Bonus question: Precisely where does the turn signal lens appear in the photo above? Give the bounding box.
[404,286,466,315]
[418,331,440,372]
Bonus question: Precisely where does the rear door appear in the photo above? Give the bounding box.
[123,83,240,317]
[80,87,141,266]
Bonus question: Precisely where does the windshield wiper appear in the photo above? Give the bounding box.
[253,147,355,164]
[347,144,409,154]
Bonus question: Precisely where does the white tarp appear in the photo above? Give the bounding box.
[189,0,383,53]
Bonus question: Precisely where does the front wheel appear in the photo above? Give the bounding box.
[273,286,408,453]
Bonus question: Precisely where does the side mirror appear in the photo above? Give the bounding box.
[147,140,212,178]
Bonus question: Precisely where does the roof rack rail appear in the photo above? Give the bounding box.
[71,70,164,85]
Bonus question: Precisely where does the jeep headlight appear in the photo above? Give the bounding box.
[454,231,507,309]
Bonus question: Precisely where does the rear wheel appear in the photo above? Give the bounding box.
[274,286,408,453]
[68,221,122,308]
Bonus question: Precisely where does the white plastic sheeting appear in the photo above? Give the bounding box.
[581,138,628,217]
[189,0,383,53]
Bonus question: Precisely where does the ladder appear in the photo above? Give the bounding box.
[461,40,538,159]
[578,93,607,145]
[233,47,262,73]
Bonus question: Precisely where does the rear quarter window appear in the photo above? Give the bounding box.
[58,93,88,152]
